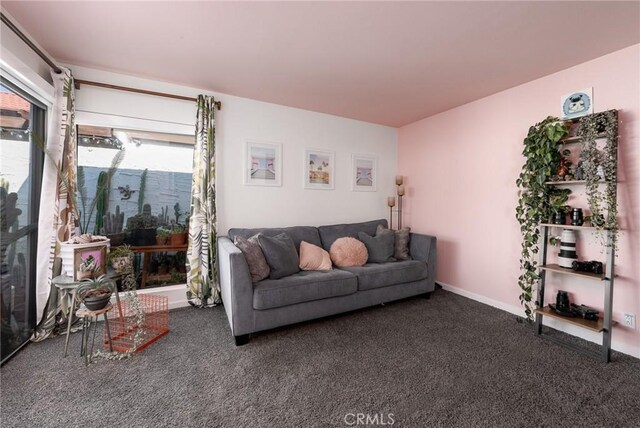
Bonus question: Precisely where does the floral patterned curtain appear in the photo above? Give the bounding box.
[32,68,78,341]
[186,95,220,307]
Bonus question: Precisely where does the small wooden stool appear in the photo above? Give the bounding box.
[76,303,114,366]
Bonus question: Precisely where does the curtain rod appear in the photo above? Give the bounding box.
[1,12,63,74]
[74,79,221,110]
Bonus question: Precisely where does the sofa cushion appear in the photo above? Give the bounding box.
[340,260,428,291]
[318,219,388,251]
[229,226,322,253]
[257,233,300,280]
[253,270,357,310]
[233,235,270,282]
[299,241,332,271]
[358,229,395,263]
[377,225,411,261]
[330,237,368,267]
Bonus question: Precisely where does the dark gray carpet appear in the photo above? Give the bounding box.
[1,290,639,428]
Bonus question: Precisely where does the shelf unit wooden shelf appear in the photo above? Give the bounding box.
[539,223,596,230]
[533,110,618,363]
[540,263,605,281]
[535,307,606,332]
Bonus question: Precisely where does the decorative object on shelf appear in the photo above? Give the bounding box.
[556,148,571,177]
[126,203,158,246]
[549,189,571,225]
[351,154,377,191]
[245,141,282,187]
[558,229,578,268]
[555,290,571,313]
[170,224,187,246]
[387,196,396,229]
[560,87,593,119]
[396,176,405,230]
[304,149,335,190]
[109,244,133,274]
[156,229,169,246]
[103,205,125,246]
[76,274,114,311]
[570,208,584,226]
[577,110,619,250]
[515,117,569,320]
[571,260,603,275]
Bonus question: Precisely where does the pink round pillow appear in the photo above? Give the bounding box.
[330,237,368,267]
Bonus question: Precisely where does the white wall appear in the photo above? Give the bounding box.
[69,65,398,234]
[66,65,397,308]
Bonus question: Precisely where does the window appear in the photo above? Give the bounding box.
[0,79,45,363]
[76,125,193,289]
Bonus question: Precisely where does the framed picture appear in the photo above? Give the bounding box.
[304,149,335,190]
[351,154,377,192]
[245,141,282,187]
[73,245,107,281]
[561,88,593,119]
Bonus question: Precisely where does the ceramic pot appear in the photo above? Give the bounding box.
[170,232,187,246]
[130,229,157,246]
[83,291,112,311]
[156,236,169,246]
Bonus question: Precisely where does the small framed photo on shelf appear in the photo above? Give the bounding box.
[560,88,593,119]
[244,141,282,187]
[304,149,335,190]
[73,245,107,281]
[351,154,377,192]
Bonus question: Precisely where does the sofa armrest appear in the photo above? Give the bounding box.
[218,236,254,336]
[409,233,437,282]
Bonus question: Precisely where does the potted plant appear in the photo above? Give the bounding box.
[103,205,125,246]
[174,251,187,273]
[170,224,187,246]
[157,252,171,275]
[77,275,115,311]
[156,228,170,246]
[109,244,134,274]
[549,189,572,225]
[126,204,158,246]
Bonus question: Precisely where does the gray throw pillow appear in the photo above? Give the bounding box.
[257,233,300,279]
[378,224,411,260]
[234,235,270,283]
[358,228,395,263]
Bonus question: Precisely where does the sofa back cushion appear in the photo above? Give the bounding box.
[318,219,387,251]
[229,226,322,253]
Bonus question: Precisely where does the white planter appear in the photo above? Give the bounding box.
[59,240,110,279]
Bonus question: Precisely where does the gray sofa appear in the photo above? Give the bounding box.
[217,219,437,345]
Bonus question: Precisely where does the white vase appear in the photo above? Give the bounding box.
[59,240,110,279]
[557,229,578,268]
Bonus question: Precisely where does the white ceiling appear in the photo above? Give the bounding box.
[3,1,639,127]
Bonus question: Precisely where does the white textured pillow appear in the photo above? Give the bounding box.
[299,241,332,271]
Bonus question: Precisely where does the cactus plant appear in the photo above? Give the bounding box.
[93,171,109,235]
[103,205,124,234]
[137,168,148,214]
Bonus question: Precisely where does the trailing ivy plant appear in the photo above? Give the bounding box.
[516,117,568,320]
[577,110,619,250]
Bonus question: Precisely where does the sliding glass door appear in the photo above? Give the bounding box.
[0,79,45,364]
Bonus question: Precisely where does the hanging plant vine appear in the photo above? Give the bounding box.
[516,117,568,321]
[577,109,619,250]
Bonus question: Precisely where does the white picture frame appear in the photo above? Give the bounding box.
[351,154,377,192]
[304,149,335,190]
[244,141,282,187]
[560,87,593,119]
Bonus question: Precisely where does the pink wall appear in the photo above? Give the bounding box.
[398,45,639,356]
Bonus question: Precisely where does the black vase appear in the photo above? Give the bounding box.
[552,211,566,225]
[571,208,584,226]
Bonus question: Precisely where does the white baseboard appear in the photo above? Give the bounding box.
[113,284,192,310]
[437,281,639,359]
